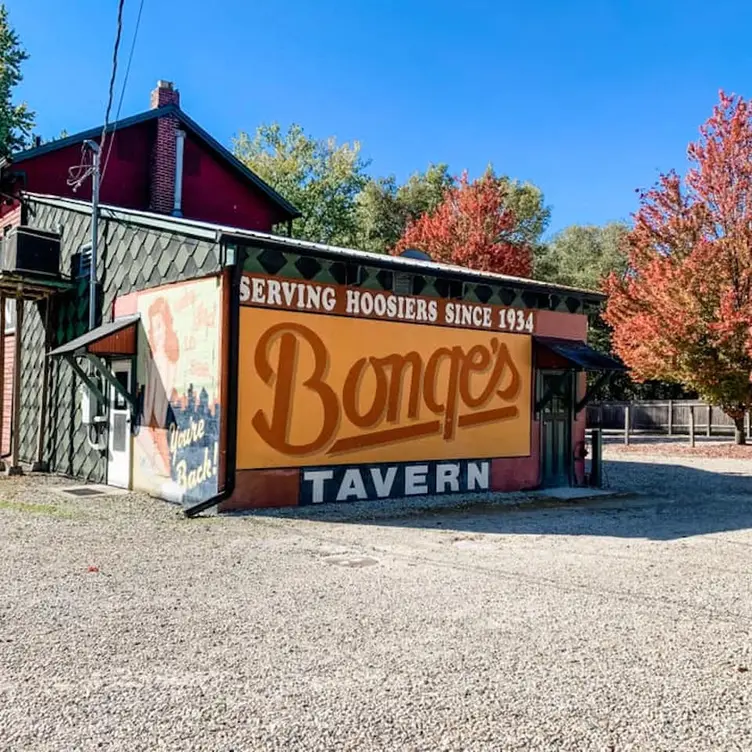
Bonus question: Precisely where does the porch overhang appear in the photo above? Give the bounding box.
[534,336,626,372]
[534,337,626,415]
[49,314,140,358]
[49,315,140,412]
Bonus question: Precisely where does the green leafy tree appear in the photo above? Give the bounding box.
[355,164,453,253]
[534,222,629,289]
[0,4,34,156]
[357,165,550,255]
[233,122,370,245]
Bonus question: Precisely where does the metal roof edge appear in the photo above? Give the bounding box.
[221,231,607,301]
[24,193,222,242]
[23,194,604,302]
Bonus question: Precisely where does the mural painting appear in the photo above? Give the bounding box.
[133,277,222,505]
[237,273,533,504]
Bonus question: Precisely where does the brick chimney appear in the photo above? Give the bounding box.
[150,80,180,214]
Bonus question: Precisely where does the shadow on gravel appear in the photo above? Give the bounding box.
[351,461,752,541]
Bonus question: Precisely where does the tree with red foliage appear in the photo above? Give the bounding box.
[394,171,533,277]
[604,91,752,444]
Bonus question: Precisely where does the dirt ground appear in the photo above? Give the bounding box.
[1,450,751,751]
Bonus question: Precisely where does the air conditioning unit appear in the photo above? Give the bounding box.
[1,226,61,277]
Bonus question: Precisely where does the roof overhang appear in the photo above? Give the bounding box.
[49,314,140,358]
[535,336,626,372]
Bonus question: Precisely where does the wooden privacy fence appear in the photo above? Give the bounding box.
[586,400,751,437]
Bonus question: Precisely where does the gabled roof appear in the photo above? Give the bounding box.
[8,104,301,221]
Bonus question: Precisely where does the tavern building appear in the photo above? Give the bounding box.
[0,82,623,514]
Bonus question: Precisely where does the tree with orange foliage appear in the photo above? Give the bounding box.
[604,91,752,444]
[394,171,534,277]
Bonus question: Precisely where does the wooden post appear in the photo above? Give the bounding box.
[7,297,23,475]
[667,400,673,436]
[746,411,751,440]
[707,405,712,437]
[32,295,50,472]
[624,405,630,446]
[0,296,5,472]
[689,406,695,448]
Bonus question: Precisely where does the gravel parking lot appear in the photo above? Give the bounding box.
[1,450,752,751]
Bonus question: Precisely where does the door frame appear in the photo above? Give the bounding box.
[536,368,575,488]
[107,358,134,489]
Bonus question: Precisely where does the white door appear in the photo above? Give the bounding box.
[108,360,132,488]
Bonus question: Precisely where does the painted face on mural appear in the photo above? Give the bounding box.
[147,297,179,363]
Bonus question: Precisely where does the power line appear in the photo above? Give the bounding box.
[101,0,145,185]
[100,0,127,151]
[67,0,127,192]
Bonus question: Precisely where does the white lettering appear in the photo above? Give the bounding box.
[346,289,360,314]
[306,285,322,310]
[370,467,397,498]
[266,279,282,306]
[461,305,472,326]
[239,276,251,303]
[304,470,334,504]
[405,465,429,495]
[360,292,374,316]
[405,298,416,321]
[416,299,428,321]
[281,281,297,307]
[472,306,483,327]
[336,469,368,501]
[374,293,387,317]
[321,287,336,312]
[252,278,266,304]
[445,302,455,324]
[428,300,438,322]
[436,463,460,493]
[467,462,490,491]
[386,296,398,318]
[482,307,492,328]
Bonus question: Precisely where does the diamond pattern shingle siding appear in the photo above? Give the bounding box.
[19,200,220,481]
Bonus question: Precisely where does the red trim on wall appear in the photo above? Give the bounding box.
[219,468,300,511]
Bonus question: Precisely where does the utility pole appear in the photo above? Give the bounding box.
[83,139,101,331]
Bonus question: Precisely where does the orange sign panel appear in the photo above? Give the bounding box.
[237,307,532,469]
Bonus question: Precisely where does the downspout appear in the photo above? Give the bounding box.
[183,243,242,517]
[172,129,185,217]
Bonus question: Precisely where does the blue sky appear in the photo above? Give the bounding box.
[9,0,752,235]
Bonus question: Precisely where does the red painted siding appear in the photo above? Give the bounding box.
[8,121,281,232]
[179,132,280,231]
[1,334,13,456]
[16,123,153,210]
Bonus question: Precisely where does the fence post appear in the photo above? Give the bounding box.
[667,400,673,436]
[624,405,630,446]
[591,428,602,488]
[689,406,695,447]
[747,411,751,440]
[707,405,712,437]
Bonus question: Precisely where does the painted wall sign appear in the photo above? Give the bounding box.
[132,277,223,505]
[237,306,532,469]
[240,273,535,334]
[300,459,491,505]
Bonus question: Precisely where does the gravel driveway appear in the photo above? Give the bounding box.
[1,451,751,751]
